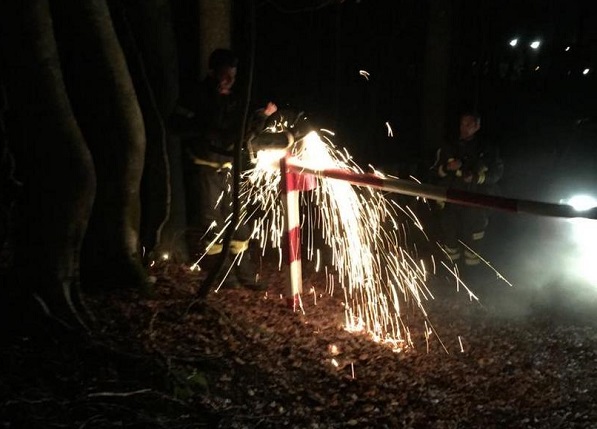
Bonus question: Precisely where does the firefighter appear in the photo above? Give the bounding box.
[175,48,276,289]
[431,111,503,267]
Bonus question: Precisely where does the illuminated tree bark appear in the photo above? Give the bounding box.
[53,0,148,289]
[109,0,177,263]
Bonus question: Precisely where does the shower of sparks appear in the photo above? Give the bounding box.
[359,70,370,80]
[239,130,453,350]
[385,121,393,137]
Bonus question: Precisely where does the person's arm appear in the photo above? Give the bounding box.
[431,145,461,181]
[247,102,278,135]
[477,146,503,185]
[466,143,503,185]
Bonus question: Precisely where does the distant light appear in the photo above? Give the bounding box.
[565,46,571,52]
[162,253,169,260]
[530,40,541,49]
[562,195,597,285]
[535,66,540,71]
[564,195,597,212]
[583,68,590,75]
[509,38,518,47]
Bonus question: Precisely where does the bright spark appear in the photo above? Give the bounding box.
[240,130,449,349]
[385,121,394,137]
[359,70,370,80]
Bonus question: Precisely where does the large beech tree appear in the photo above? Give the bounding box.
[0,0,182,328]
[52,0,148,292]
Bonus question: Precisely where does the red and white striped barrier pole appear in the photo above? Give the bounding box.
[280,155,317,310]
[286,163,597,220]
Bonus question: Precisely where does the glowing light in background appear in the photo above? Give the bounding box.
[509,38,518,47]
[566,195,597,212]
[530,40,541,50]
[583,68,590,76]
[561,195,597,285]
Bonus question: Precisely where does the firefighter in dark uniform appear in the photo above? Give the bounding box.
[431,111,503,266]
[175,48,276,289]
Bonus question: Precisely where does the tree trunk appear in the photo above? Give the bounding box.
[53,0,148,289]
[0,0,96,325]
[109,0,175,264]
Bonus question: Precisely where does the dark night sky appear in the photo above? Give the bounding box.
[237,0,597,169]
[173,0,597,188]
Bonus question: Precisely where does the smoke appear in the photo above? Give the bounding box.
[480,212,597,323]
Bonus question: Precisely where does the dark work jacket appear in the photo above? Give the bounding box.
[430,135,504,194]
[172,76,244,164]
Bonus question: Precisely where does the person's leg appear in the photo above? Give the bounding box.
[183,163,205,261]
[195,166,241,288]
[221,169,264,290]
[461,207,489,267]
[440,203,462,262]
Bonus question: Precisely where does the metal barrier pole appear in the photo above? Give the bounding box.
[280,154,317,310]
[286,163,597,220]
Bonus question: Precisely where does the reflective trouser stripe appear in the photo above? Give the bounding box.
[472,231,485,241]
[206,242,223,255]
[464,249,481,265]
[444,245,461,261]
[206,240,249,256]
[230,239,249,254]
[192,157,232,170]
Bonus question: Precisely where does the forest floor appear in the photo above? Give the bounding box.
[1,256,597,429]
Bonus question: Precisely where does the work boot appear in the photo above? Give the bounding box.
[234,253,266,291]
